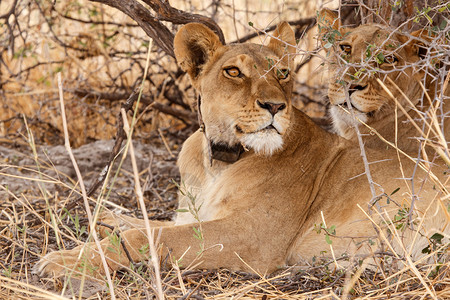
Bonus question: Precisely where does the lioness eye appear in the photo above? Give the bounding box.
[339,44,352,54]
[224,67,241,77]
[277,69,290,80]
[384,55,398,64]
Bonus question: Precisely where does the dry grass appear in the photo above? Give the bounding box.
[1,0,449,299]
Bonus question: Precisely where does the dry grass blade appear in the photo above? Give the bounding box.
[57,72,116,299]
[0,274,68,300]
[121,109,164,299]
[119,36,164,300]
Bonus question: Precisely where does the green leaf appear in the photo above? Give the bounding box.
[193,227,202,240]
[422,245,431,254]
[139,244,149,254]
[324,42,333,49]
[325,234,333,245]
[176,209,189,213]
[248,21,254,27]
[107,246,118,254]
[390,187,400,196]
[329,225,336,235]
[375,52,385,64]
[430,233,444,243]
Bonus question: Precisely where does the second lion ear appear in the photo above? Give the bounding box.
[317,8,341,49]
[174,23,224,87]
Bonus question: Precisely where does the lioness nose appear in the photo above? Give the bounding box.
[257,100,286,116]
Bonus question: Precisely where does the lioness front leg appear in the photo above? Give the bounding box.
[97,210,174,238]
[34,216,285,278]
[33,228,150,278]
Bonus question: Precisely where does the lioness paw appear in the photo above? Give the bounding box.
[33,249,88,278]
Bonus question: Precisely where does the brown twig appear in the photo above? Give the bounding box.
[151,102,197,124]
[96,222,135,266]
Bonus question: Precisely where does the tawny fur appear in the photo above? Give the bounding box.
[33,22,449,279]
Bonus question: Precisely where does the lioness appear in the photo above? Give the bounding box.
[34,22,448,278]
[318,9,449,153]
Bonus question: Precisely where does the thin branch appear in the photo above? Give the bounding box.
[231,18,316,44]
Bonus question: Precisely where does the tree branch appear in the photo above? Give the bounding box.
[89,0,225,57]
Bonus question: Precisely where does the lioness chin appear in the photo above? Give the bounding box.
[34,22,448,280]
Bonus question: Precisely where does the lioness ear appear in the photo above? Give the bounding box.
[317,8,341,49]
[267,22,296,65]
[174,23,224,85]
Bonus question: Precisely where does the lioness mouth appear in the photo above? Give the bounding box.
[236,124,279,135]
[338,102,376,117]
[349,84,367,93]
[261,124,279,133]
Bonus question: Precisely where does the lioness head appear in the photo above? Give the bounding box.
[174,23,296,156]
[318,9,432,139]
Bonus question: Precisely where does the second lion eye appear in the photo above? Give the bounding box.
[339,44,352,55]
[224,67,241,78]
[277,68,290,80]
[383,55,398,64]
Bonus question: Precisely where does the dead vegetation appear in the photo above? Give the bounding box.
[0,0,449,299]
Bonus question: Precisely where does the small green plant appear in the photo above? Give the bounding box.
[314,223,336,245]
[427,263,443,279]
[414,6,433,25]
[392,206,409,231]
[78,254,99,275]
[173,180,205,254]
[105,231,122,255]
[2,265,12,278]
[138,243,149,255]
[62,208,86,239]
[352,68,367,80]
[17,224,27,234]
[375,52,385,64]
[13,44,33,59]
[365,44,375,60]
